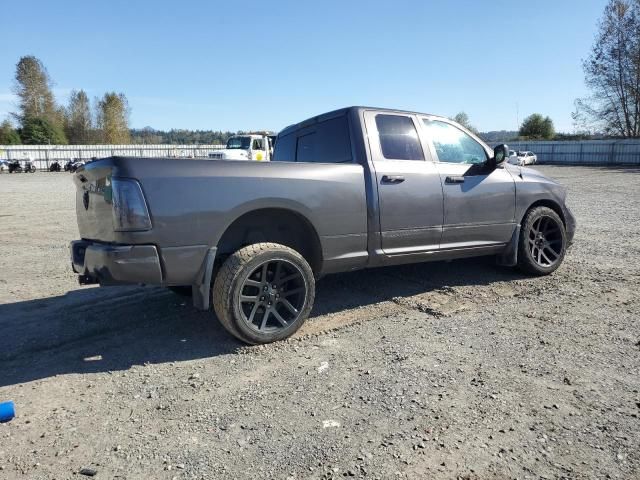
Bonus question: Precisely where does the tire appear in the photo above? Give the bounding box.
[213,243,315,345]
[167,286,192,297]
[517,206,567,276]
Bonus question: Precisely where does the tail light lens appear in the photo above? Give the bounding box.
[111,178,152,231]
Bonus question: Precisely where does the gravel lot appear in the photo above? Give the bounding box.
[0,166,639,479]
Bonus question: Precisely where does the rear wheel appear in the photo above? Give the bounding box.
[213,243,315,344]
[517,206,566,275]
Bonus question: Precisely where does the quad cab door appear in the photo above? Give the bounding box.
[420,117,516,249]
[363,111,444,255]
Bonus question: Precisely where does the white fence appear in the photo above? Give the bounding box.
[2,140,640,169]
[0,144,225,171]
[507,140,640,165]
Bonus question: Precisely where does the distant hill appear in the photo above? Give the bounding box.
[130,127,236,145]
[478,131,519,144]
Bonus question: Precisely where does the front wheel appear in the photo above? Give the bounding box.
[213,243,315,344]
[517,206,567,275]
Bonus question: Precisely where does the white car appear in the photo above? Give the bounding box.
[517,151,537,165]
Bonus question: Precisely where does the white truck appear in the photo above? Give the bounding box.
[209,133,276,161]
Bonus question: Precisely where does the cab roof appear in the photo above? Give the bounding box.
[278,106,449,137]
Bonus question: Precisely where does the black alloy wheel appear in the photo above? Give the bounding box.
[237,259,307,333]
[517,206,567,275]
[528,215,563,268]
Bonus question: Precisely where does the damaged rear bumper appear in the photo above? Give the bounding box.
[70,240,163,285]
[70,240,217,311]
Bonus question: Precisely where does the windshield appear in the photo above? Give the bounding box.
[226,136,251,150]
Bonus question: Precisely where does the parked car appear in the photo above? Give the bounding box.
[507,149,520,165]
[70,106,575,345]
[518,151,537,165]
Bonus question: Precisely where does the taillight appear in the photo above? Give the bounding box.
[111,178,152,231]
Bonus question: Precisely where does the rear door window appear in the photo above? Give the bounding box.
[272,133,296,161]
[375,114,424,161]
[273,114,352,163]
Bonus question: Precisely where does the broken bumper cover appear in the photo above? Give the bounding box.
[70,240,163,285]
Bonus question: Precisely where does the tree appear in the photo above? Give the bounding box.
[13,56,60,124]
[131,126,163,144]
[451,112,479,135]
[20,117,67,144]
[97,92,131,144]
[0,120,21,144]
[519,114,555,139]
[65,89,92,144]
[575,0,640,137]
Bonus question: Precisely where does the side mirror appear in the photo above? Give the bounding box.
[489,144,509,168]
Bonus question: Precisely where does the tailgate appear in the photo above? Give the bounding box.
[73,160,117,242]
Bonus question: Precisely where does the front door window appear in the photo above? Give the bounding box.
[423,119,487,165]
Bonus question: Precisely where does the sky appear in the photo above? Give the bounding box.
[0,0,606,133]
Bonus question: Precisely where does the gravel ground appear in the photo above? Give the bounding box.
[0,166,639,479]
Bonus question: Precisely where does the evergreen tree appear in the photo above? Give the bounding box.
[519,114,555,139]
[20,117,67,144]
[0,120,21,144]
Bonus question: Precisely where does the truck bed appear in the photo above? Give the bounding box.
[73,157,369,279]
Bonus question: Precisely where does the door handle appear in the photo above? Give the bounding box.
[445,175,465,184]
[381,175,405,184]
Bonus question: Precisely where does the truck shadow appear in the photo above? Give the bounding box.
[0,257,526,387]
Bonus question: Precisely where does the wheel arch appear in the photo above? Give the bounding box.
[522,199,566,226]
[215,207,323,275]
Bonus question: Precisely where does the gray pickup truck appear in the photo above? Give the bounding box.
[70,106,575,344]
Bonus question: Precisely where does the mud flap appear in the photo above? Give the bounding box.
[192,247,217,311]
[497,224,520,267]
